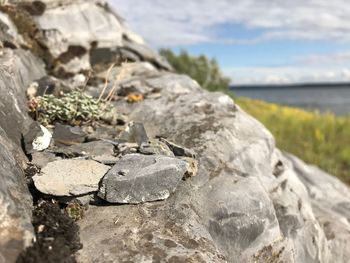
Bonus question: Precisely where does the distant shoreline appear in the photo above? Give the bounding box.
[230,82,350,90]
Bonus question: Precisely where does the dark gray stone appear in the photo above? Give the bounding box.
[53,123,87,146]
[119,122,149,146]
[98,154,188,204]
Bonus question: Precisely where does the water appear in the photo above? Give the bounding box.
[231,86,350,116]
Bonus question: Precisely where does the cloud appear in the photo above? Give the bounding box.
[298,51,350,65]
[225,65,350,85]
[110,0,350,46]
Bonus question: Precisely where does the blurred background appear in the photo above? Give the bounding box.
[111,0,350,182]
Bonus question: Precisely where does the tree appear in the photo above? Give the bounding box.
[159,48,231,92]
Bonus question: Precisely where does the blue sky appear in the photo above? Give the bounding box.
[111,0,350,84]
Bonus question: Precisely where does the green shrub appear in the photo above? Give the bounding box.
[29,90,112,126]
[159,48,231,91]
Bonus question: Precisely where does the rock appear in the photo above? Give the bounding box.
[23,121,43,153]
[285,153,350,262]
[0,126,34,262]
[53,123,86,146]
[92,154,119,165]
[31,151,58,168]
[160,137,196,158]
[14,0,171,75]
[117,79,150,97]
[33,159,110,196]
[115,142,139,155]
[0,10,25,48]
[121,39,172,71]
[52,140,115,159]
[28,75,71,98]
[32,125,52,151]
[0,48,45,146]
[84,125,119,141]
[181,157,199,178]
[98,154,188,204]
[119,121,149,146]
[78,72,332,262]
[139,139,174,156]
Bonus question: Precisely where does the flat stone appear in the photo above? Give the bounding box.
[98,154,187,204]
[53,123,86,146]
[33,159,110,196]
[119,122,149,146]
[52,140,115,158]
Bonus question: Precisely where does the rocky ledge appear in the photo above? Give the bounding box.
[0,1,350,263]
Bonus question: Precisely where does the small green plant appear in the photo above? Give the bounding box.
[65,202,85,222]
[29,90,113,126]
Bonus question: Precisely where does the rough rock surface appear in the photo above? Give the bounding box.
[0,1,349,263]
[0,48,45,145]
[0,43,45,262]
[78,72,341,263]
[33,159,110,196]
[53,123,86,145]
[98,154,188,204]
[0,127,34,263]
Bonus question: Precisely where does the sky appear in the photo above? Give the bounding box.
[110,0,350,85]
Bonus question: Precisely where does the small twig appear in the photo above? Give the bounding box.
[104,63,132,102]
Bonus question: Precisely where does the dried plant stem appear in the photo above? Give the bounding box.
[98,63,115,102]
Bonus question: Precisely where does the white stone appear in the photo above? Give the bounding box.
[32,125,52,151]
[33,159,110,196]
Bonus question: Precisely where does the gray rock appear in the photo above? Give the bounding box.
[122,39,172,71]
[31,151,59,168]
[0,48,45,146]
[119,121,149,146]
[53,123,86,146]
[0,45,44,262]
[18,0,171,75]
[0,11,23,48]
[181,157,199,178]
[139,139,174,156]
[23,121,44,154]
[91,154,119,165]
[33,159,110,196]
[115,142,139,155]
[52,140,115,159]
[118,79,150,97]
[284,153,350,262]
[78,72,338,262]
[98,154,188,204]
[160,137,196,158]
[0,127,34,262]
